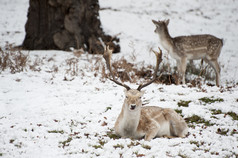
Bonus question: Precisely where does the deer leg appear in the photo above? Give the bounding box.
[176,60,182,84]
[144,125,159,141]
[145,129,158,141]
[170,121,188,138]
[166,115,188,138]
[207,59,220,86]
[179,57,187,85]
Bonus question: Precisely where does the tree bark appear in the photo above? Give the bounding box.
[22,0,120,54]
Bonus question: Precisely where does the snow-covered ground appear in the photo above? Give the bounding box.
[0,0,238,157]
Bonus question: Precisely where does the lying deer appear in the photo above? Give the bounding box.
[103,46,188,141]
[152,19,223,86]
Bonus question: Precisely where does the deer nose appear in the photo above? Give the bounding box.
[130,104,136,110]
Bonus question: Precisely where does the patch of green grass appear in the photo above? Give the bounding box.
[105,107,112,112]
[178,153,189,158]
[106,130,120,140]
[210,116,218,119]
[188,124,196,128]
[210,109,238,121]
[190,140,200,147]
[178,100,191,107]
[175,109,182,114]
[211,109,222,115]
[92,145,103,149]
[113,144,124,149]
[59,137,72,148]
[98,139,107,146]
[216,128,229,136]
[14,142,23,148]
[141,144,151,150]
[127,141,140,148]
[48,130,64,134]
[0,153,3,156]
[134,152,145,157]
[227,112,238,120]
[175,109,184,117]
[224,153,238,158]
[185,115,214,126]
[199,97,224,104]
[190,140,205,148]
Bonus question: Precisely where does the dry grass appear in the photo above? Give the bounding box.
[0,48,28,73]
[186,60,216,82]
[97,54,219,87]
[0,47,56,74]
[0,45,218,87]
[29,57,43,72]
[65,58,79,76]
[97,53,178,85]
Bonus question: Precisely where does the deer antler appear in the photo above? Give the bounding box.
[137,47,163,91]
[103,45,131,90]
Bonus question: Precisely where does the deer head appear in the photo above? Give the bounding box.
[123,89,145,113]
[152,19,170,35]
[103,45,162,105]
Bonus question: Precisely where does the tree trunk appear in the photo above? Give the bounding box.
[22,0,120,54]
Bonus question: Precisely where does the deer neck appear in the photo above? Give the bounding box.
[120,103,141,136]
[158,28,174,52]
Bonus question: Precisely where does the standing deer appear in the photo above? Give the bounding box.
[152,19,223,86]
[103,46,188,141]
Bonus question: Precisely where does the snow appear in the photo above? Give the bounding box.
[0,0,238,157]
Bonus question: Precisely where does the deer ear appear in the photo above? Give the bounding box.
[165,19,170,26]
[152,19,158,25]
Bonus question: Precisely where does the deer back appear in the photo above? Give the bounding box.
[173,34,223,59]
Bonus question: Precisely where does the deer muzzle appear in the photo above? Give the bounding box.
[130,104,136,110]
